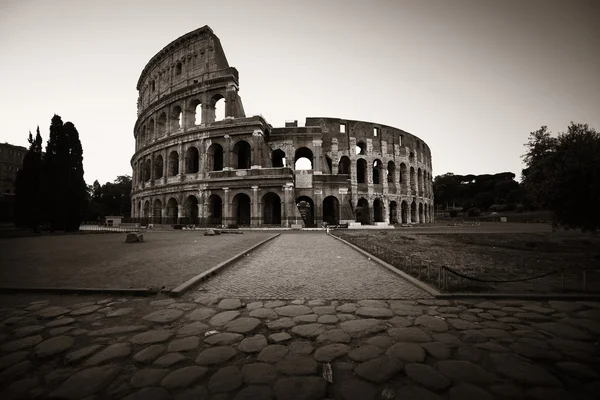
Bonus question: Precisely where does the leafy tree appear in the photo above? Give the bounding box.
[14,127,44,229]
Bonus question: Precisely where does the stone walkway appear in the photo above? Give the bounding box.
[0,293,599,399]
[198,233,427,299]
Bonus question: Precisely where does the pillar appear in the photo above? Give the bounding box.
[283,183,293,227]
[312,140,322,174]
[251,186,259,227]
[223,188,231,227]
[224,135,232,170]
[177,204,183,224]
[251,130,262,169]
[178,143,184,179]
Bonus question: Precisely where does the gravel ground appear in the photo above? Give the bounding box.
[0,231,275,290]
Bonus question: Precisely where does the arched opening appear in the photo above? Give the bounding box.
[154,155,163,180]
[325,156,333,174]
[272,149,286,168]
[144,159,151,182]
[296,196,315,227]
[167,198,178,225]
[143,200,150,219]
[401,201,408,224]
[400,163,407,192]
[157,112,167,136]
[411,200,417,223]
[424,202,429,223]
[232,193,251,226]
[410,167,416,194]
[357,159,367,184]
[139,126,146,147]
[373,159,383,185]
[233,140,252,169]
[294,147,313,170]
[417,168,423,196]
[338,156,350,176]
[207,143,224,171]
[147,119,155,141]
[171,106,182,131]
[213,95,225,122]
[389,201,398,224]
[137,161,143,183]
[168,151,179,176]
[184,195,199,225]
[355,198,370,224]
[356,141,366,155]
[323,196,339,225]
[262,192,282,226]
[373,198,384,222]
[419,202,424,223]
[152,199,162,224]
[188,99,202,126]
[387,161,396,184]
[185,147,199,174]
[207,194,222,226]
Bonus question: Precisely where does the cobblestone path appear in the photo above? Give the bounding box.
[1,293,599,399]
[198,233,428,300]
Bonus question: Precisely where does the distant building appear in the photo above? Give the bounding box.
[0,142,27,222]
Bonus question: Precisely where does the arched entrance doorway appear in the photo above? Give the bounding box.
[207,194,222,226]
[152,199,162,224]
[373,198,384,222]
[184,196,199,225]
[411,200,417,223]
[294,147,313,170]
[356,198,370,225]
[262,192,281,226]
[167,198,178,225]
[143,200,150,225]
[323,196,339,225]
[389,201,398,224]
[419,203,424,223]
[207,143,224,171]
[232,193,251,227]
[233,140,251,169]
[401,201,408,224]
[296,196,315,227]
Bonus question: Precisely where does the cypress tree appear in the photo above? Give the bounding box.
[63,121,87,230]
[14,127,44,229]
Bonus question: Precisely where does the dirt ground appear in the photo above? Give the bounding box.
[337,229,600,294]
[0,231,275,290]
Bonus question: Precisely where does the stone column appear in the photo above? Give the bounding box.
[178,144,184,179]
[283,184,293,227]
[251,186,259,227]
[224,135,232,170]
[177,204,183,224]
[312,140,322,174]
[162,149,168,184]
[252,130,262,169]
[223,188,231,227]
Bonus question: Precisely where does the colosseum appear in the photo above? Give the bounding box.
[130,26,434,228]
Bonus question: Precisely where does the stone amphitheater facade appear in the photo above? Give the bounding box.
[131,26,434,228]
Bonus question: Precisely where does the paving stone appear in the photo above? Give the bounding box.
[1,335,42,352]
[311,306,335,315]
[555,361,599,379]
[238,334,268,353]
[143,309,184,323]
[388,301,423,316]
[336,303,359,313]
[154,352,186,367]
[338,378,378,400]
[225,317,261,333]
[70,305,101,316]
[274,305,312,317]
[357,300,388,308]
[459,329,488,343]
[449,383,494,400]
[348,344,383,362]
[269,332,292,343]
[205,332,244,345]
[150,299,176,307]
[388,327,432,342]
[288,340,313,355]
[123,387,170,400]
[273,376,326,400]
[35,335,74,358]
[277,354,318,375]
[168,336,200,352]
[560,317,600,335]
[481,320,512,330]
[37,306,70,319]
[354,356,402,383]
[514,312,551,322]
[385,316,411,327]
[65,344,103,364]
[457,345,482,362]
[498,316,522,323]
[476,342,510,353]
[177,321,210,337]
[511,341,562,361]
[415,315,449,332]
[314,343,350,362]
[339,319,386,337]
[355,307,394,318]
[439,306,462,314]
[436,360,498,384]
[522,304,555,314]
[186,307,216,321]
[249,308,278,319]
[266,317,296,329]
[88,325,146,336]
[130,329,174,345]
[547,301,583,313]
[447,318,478,330]
[84,342,131,366]
[241,362,278,384]
[209,311,241,326]
[421,341,452,359]
[174,386,209,400]
[307,299,327,306]
[1,376,39,400]
[12,325,45,338]
[49,326,75,336]
[234,385,273,400]
[479,312,495,320]
[405,362,451,391]
[45,317,76,328]
[459,313,480,322]
[489,353,563,386]
[317,314,338,324]
[386,342,426,362]
[208,365,243,393]
[474,301,502,310]
[107,308,134,317]
[218,299,242,310]
[264,300,287,308]
[395,384,444,400]
[50,365,120,399]
[161,365,208,389]
[195,346,236,365]
[489,384,524,398]
[0,351,28,370]
[293,314,319,323]
[133,344,165,363]
[512,329,546,339]
[526,387,572,400]
[290,299,305,305]
[365,335,394,350]
[291,323,325,338]
[0,360,31,382]
[316,328,351,344]
[532,322,592,340]
[257,344,288,362]
[130,368,169,387]
[548,337,596,353]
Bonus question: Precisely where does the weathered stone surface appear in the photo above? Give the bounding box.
[266,317,296,329]
[340,319,386,337]
[38,306,69,319]
[489,353,563,386]
[436,360,498,384]
[35,335,74,358]
[421,342,452,359]
[307,299,327,306]
[161,366,208,389]
[186,307,216,321]
[177,321,209,337]
[354,356,402,383]
[447,318,478,330]
[449,383,494,400]
[274,305,312,317]
[457,345,482,362]
[234,385,273,400]
[225,317,261,333]
[84,343,131,366]
[388,301,423,316]
[358,300,388,308]
[522,304,555,314]
[338,378,378,400]
[205,332,244,346]
[277,354,318,375]
[532,322,591,340]
[317,314,338,324]
[241,362,278,384]
[511,341,562,361]
[130,329,174,345]
[150,299,176,307]
[273,376,326,400]
[249,308,278,319]
[123,387,170,400]
[1,377,39,400]
[337,303,359,313]
[218,299,242,310]
[314,343,350,362]
[130,368,169,387]
[133,344,165,363]
[49,326,74,336]
[395,384,444,400]
[50,365,120,399]
[143,309,183,323]
[0,360,31,382]
[168,336,200,352]
[70,305,101,316]
[475,301,502,310]
[107,308,134,317]
[348,344,383,362]
[263,300,286,308]
[1,335,42,352]
[291,323,325,338]
[288,340,313,355]
[257,344,288,362]
[316,328,350,344]
[246,301,263,310]
[46,317,76,328]
[386,342,426,362]
[154,352,186,367]
[556,361,599,379]
[209,311,241,326]
[293,314,319,323]
[460,329,489,343]
[514,312,551,322]
[12,325,44,338]
[415,315,449,332]
[269,332,292,343]
[365,335,394,350]
[476,342,510,353]
[405,363,451,391]
[208,365,243,393]
[238,334,267,353]
[0,351,28,370]
[356,307,394,318]
[388,327,432,342]
[88,325,146,336]
[65,344,102,364]
[195,346,236,365]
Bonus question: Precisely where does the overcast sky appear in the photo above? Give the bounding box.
[1,0,598,185]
